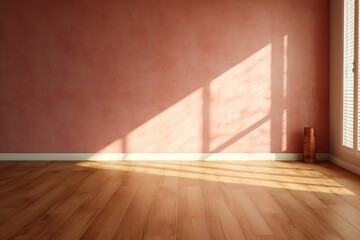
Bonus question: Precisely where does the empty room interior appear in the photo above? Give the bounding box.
[2,0,360,239]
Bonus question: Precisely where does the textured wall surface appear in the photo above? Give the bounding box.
[0,0,329,153]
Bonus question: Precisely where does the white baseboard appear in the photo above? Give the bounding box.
[330,155,360,175]
[0,153,329,161]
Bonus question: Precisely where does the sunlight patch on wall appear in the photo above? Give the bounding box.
[96,139,124,153]
[282,109,287,152]
[93,44,276,153]
[282,35,288,152]
[209,44,272,152]
[127,89,203,152]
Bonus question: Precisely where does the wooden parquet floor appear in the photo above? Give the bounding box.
[0,160,360,240]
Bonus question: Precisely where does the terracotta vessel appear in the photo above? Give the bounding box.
[303,127,315,163]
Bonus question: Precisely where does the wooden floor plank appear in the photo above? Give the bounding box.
[81,185,139,240]
[272,190,338,239]
[291,188,360,239]
[223,185,272,237]
[143,172,179,239]
[14,170,113,239]
[52,207,98,240]
[199,162,247,240]
[0,161,358,240]
[177,162,211,240]
[202,182,247,240]
[0,167,90,239]
[113,171,162,240]
[241,185,309,240]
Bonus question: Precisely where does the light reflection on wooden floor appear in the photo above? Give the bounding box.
[79,161,354,195]
[0,161,360,239]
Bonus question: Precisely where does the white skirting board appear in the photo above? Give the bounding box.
[0,153,329,161]
[330,155,360,175]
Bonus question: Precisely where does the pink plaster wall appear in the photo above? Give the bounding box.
[0,0,329,153]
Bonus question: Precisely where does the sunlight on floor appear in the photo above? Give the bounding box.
[77,161,354,195]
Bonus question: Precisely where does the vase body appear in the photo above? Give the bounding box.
[303,127,315,163]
